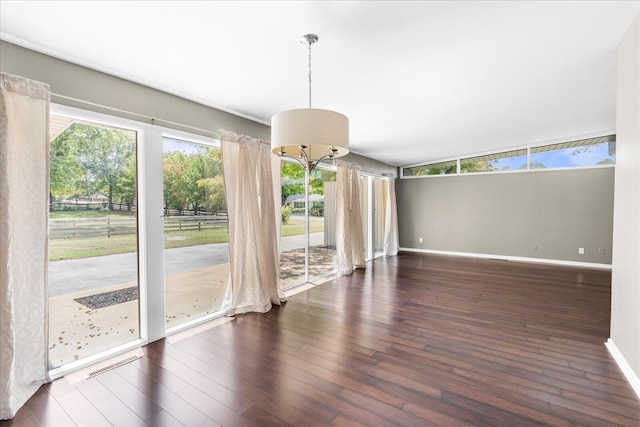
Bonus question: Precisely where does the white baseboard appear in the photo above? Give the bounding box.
[605,338,640,399]
[399,247,612,270]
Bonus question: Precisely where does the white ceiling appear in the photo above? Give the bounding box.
[1,1,638,167]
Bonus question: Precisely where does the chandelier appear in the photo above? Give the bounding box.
[271,34,349,172]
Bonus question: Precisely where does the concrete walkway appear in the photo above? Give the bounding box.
[49,232,324,296]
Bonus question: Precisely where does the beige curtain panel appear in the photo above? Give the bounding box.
[220,130,285,316]
[384,175,399,257]
[0,73,50,420]
[335,160,365,275]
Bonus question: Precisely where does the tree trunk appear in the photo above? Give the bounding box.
[108,184,114,210]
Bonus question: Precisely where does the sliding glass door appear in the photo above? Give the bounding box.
[162,137,228,331]
[279,161,338,288]
[279,161,307,287]
[309,168,337,280]
[374,177,387,258]
[360,175,372,260]
[48,116,140,368]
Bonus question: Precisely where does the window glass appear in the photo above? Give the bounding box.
[461,149,527,173]
[401,135,615,178]
[360,175,371,260]
[530,135,616,169]
[280,161,307,287]
[162,137,228,330]
[49,117,139,368]
[403,160,457,176]
[374,177,387,257]
[309,168,337,281]
[279,162,337,288]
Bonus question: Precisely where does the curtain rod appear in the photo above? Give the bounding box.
[51,93,221,139]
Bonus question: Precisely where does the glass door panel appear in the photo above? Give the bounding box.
[360,175,371,260]
[279,163,337,288]
[309,168,337,280]
[48,117,140,368]
[162,137,228,330]
[279,161,308,288]
[374,177,387,257]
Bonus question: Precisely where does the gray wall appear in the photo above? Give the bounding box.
[397,167,614,264]
[610,14,640,392]
[0,41,270,140]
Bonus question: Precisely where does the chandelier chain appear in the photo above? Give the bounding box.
[308,40,312,108]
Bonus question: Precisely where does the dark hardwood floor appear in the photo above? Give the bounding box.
[5,253,640,426]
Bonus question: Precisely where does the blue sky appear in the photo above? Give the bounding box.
[492,142,614,170]
[162,137,205,154]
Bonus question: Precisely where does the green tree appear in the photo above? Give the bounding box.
[528,162,547,169]
[279,161,332,205]
[410,163,457,175]
[71,124,136,210]
[197,175,226,214]
[50,123,136,210]
[163,151,189,214]
[50,131,83,199]
[201,147,225,213]
[183,154,206,214]
[115,155,137,211]
[281,162,305,205]
[460,160,496,173]
[162,146,225,215]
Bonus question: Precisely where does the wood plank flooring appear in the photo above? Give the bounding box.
[4,253,640,426]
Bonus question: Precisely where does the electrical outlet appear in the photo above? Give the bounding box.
[597,248,605,255]
[532,245,537,252]
[578,247,585,255]
[418,237,423,243]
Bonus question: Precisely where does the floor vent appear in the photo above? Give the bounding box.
[84,355,139,379]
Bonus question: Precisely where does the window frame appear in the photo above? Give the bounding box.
[401,133,616,179]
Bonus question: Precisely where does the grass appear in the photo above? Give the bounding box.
[49,214,323,261]
[50,210,135,219]
[282,217,323,236]
[50,234,137,261]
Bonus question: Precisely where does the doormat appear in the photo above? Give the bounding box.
[74,286,139,309]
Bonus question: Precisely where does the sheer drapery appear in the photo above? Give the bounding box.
[336,160,365,275]
[0,73,50,420]
[384,175,399,257]
[220,130,285,315]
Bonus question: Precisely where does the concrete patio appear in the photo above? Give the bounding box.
[48,241,336,367]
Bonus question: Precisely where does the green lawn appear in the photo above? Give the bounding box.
[49,212,323,261]
[281,218,323,236]
[50,210,135,219]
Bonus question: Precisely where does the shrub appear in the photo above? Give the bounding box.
[281,205,292,224]
[310,201,324,217]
